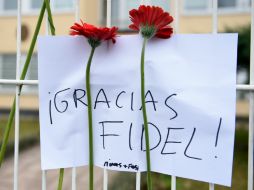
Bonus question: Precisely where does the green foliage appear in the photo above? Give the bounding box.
[0,117,40,158]
[226,25,251,82]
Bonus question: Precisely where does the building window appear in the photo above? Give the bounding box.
[1,54,16,79]
[3,0,17,11]
[112,0,139,29]
[218,0,250,10]
[0,0,74,15]
[0,54,16,92]
[53,0,74,11]
[218,0,236,8]
[184,0,208,10]
[0,53,38,93]
[31,0,43,10]
[108,0,170,30]
[183,0,251,13]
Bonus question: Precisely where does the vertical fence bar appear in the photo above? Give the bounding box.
[248,1,254,190]
[171,175,176,190]
[102,1,112,190]
[71,1,79,189]
[75,0,80,22]
[72,167,76,190]
[173,0,179,33]
[42,170,47,190]
[13,0,22,189]
[45,12,49,34]
[209,0,218,189]
[140,0,145,5]
[209,183,215,190]
[212,0,218,34]
[103,167,108,190]
[136,171,141,190]
[136,1,144,189]
[170,1,179,189]
[42,1,51,189]
[106,0,112,27]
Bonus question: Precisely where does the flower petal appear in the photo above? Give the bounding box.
[129,24,139,31]
[129,5,174,39]
[155,27,173,39]
[70,20,118,44]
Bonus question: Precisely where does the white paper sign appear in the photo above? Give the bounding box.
[38,34,237,186]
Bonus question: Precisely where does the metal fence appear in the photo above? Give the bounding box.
[0,0,253,190]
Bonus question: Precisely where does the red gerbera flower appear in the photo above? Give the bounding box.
[70,20,118,190]
[129,5,173,39]
[70,20,118,48]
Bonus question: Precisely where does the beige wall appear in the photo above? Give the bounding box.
[0,2,251,53]
[0,95,38,110]
[0,0,101,53]
[0,14,77,53]
[80,0,100,25]
[179,13,250,33]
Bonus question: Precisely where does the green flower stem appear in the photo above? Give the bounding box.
[0,100,16,166]
[86,46,96,190]
[57,168,64,190]
[44,0,55,35]
[0,0,55,166]
[141,37,152,190]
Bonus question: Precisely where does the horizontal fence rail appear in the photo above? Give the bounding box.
[1,80,254,91]
[0,0,253,190]
[0,79,38,85]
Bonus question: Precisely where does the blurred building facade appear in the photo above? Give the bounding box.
[0,0,251,111]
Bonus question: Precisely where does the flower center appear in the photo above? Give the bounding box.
[140,25,156,39]
[88,38,101,48]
